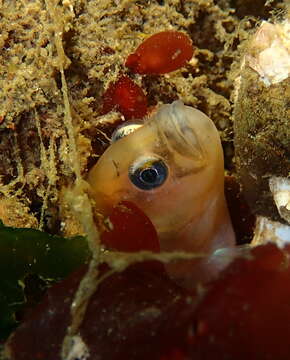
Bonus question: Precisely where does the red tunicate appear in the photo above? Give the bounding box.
[8,243,290,360]
[190,243,290,359]
[101,201,160,253]
[125,31,194,74]
[102,75,148,119]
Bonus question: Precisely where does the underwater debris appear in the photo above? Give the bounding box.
[252,176,290,246]
[252,216,290,246]
[65,335,90,360]
[269,176,290,224]
[88,100,235,287]
[125,31,194,75]
[246,20,290,86]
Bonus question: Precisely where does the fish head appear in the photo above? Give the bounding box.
[88,101,226,246]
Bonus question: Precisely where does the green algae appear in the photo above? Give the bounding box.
[0,221,89,339]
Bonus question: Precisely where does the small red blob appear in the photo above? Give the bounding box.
[125,31,194,74]
[101,201,160,253]
[102,75,148,119]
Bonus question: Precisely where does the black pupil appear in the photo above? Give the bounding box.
[140,168,158,184]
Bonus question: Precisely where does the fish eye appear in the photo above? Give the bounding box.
[129,157,168,190]
[111,122,143,143]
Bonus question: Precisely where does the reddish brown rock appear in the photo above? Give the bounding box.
[7,244,290,360]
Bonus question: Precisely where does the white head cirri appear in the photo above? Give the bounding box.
[88,101,235,286]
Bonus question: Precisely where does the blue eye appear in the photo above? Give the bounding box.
[129,157,168,190]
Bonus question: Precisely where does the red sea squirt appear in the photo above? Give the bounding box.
[190,243,290,360]
[125,31,194,74]
[102,75,148,119]
[7,243,290,360]
[101,201,160,253]
[6,244,290,360]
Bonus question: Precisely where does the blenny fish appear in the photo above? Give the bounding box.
[88,101,235,285]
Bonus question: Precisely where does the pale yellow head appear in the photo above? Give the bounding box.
[88,100,235,263]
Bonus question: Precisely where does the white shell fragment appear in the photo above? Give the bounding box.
[251,177,290,246]
[252,216,290,247]
[269,176,290,224]
[246,20,290,86]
